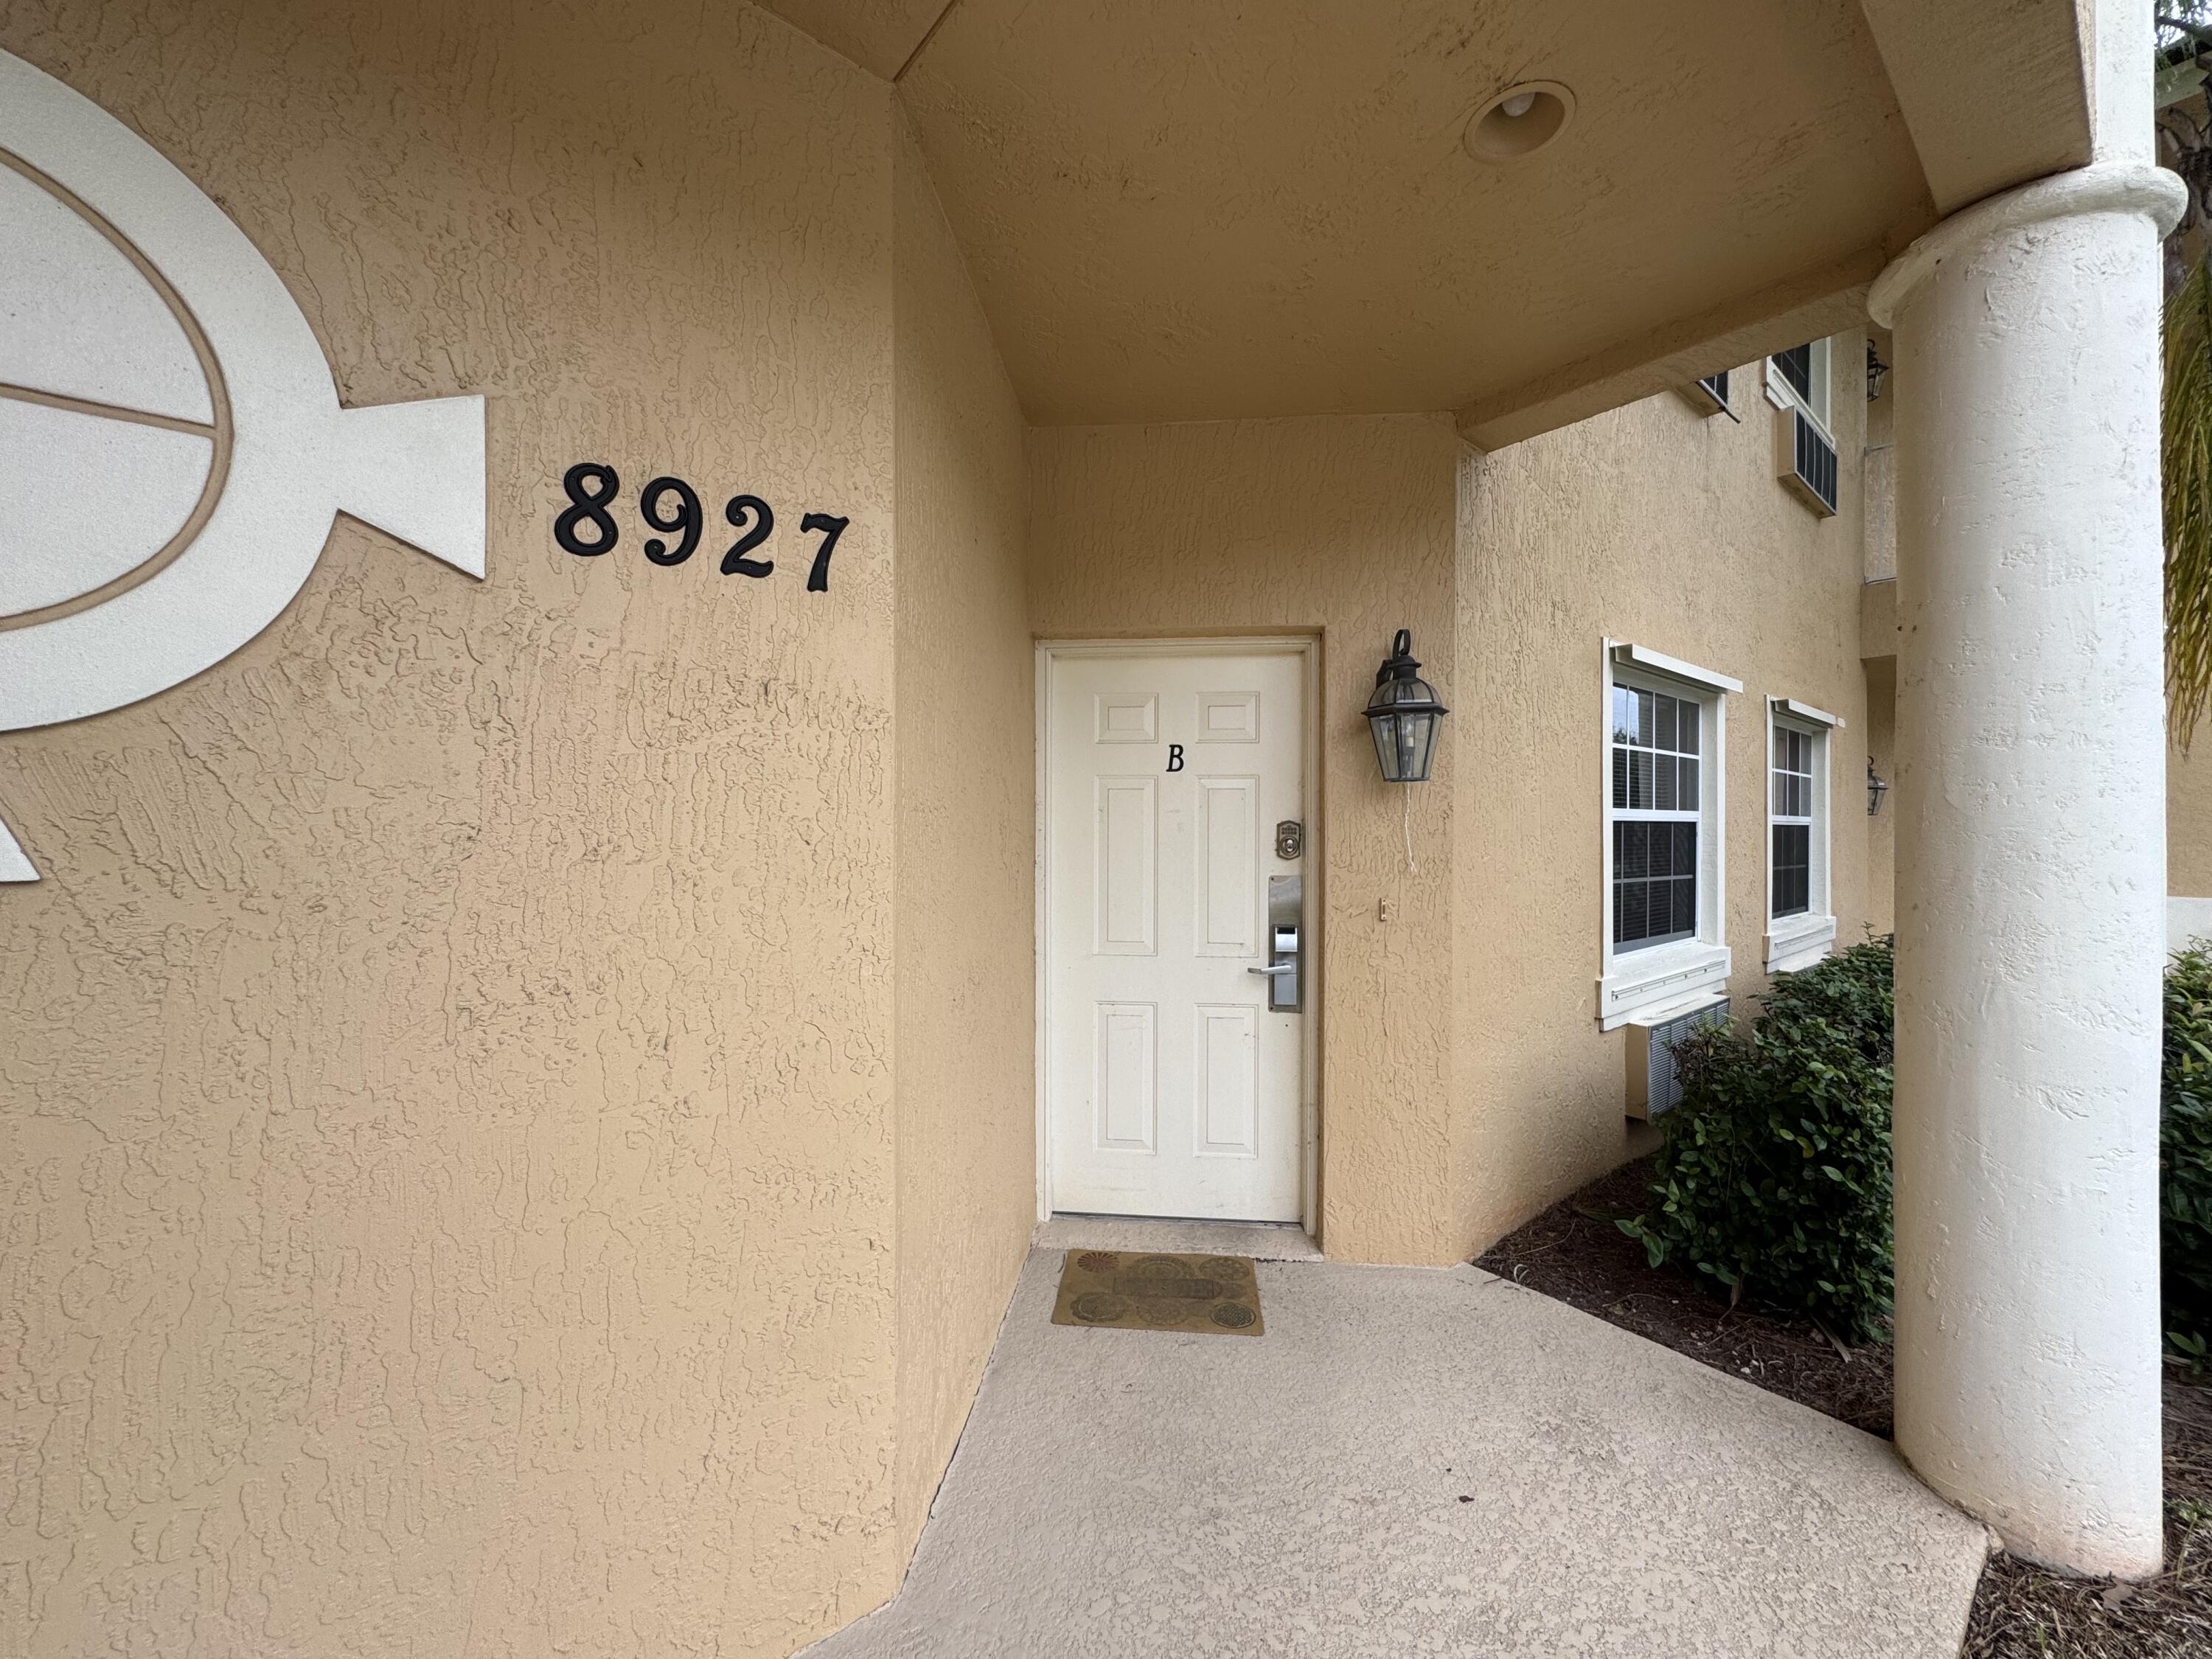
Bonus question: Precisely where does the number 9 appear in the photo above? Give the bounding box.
[639,476,703,566]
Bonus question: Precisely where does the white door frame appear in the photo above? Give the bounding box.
[1034,635,1323,1238]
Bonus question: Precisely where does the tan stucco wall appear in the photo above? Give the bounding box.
[1026,415,1465,1265]
[888,112,1034,1560]
[1,6,904,1654]
[1453,354,1874,1250]
[1866,656,1897,933]
[2171,742,2212,897]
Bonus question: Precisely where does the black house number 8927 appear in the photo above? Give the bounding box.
[554,462,848,592]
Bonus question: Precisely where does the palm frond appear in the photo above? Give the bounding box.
[2166,255,2212,754]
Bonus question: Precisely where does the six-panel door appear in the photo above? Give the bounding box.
[1046,650,1305,1221]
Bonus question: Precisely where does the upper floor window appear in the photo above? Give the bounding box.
[1767,339,1832,437]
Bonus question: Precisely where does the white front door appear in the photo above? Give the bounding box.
[1043,646,1307,1222]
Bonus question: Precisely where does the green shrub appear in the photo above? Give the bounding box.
[2164,944,2212,1354]
[1615,936,2212,1356]
[1618,937,1896,1343]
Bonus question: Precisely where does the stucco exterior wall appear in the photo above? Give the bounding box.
[0,5,902,1655]
[2172,742,2212,898]
[1026,416,1464,1265]
[1453,358,1874,1250]
[1865,657,1899,934]
[888,112,1034,1561]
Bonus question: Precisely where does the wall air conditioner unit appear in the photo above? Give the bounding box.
[1775,406,1838,516]
[1625,995,1730,1121]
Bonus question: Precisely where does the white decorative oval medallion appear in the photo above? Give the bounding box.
[0,48,489,881]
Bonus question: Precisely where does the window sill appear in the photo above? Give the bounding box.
[1598,940,1731,1031]
[1764,913,1836,974]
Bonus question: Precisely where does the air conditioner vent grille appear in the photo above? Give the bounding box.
[1784,408,1839,515]
[1626,997,1730,1120]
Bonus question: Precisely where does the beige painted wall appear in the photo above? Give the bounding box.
[888,112,1034,1561]
[2171,742,2212,897]
[1454,353,1874,1249]
[1865,658,1898,933]
[1027,416,1465,1265]
[1,5,906,1654]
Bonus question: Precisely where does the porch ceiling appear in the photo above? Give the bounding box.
[764,0,2093,446]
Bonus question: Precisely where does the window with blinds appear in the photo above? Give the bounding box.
[1770,725,1814,919]
[1611,683,1701,950]
[1772,344,1813,405]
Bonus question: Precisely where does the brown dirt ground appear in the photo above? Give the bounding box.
[1475,1155,2212,1658]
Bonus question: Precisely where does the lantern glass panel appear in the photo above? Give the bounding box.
[1371,707,1439,782]
[1370,712,1399,780]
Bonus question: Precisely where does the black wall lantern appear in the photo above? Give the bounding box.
[1867,759,1891,816]
[1365,629,1449,784]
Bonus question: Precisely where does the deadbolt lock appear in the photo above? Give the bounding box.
[1275,819,1304,860]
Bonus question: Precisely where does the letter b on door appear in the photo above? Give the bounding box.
[1166,744,1185,773]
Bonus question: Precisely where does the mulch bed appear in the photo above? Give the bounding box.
[1476,1155,2212,1658]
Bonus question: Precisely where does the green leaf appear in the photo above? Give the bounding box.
[2169,256,2212,754]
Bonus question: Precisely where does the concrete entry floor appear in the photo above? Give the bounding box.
[806,1252,1990,1659]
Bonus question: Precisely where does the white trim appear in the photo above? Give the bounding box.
[1033,635,1322,1244]
[1869,161,2187,327]
[1764,338,1832,442]
[1765,914,1838,974]
[1608,641,1742,695]
[1600,939,1732,1031]
[1773,696,1843,731]
[1598,639,1733,1029]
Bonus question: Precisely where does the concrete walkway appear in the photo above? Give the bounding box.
[806,1251,1989,1659]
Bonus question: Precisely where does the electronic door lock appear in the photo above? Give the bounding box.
[1247,874,1303,1011]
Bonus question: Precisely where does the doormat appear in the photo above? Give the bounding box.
[1049,1250,1265,1336]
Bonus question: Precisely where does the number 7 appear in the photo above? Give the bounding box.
[799,512,848,593]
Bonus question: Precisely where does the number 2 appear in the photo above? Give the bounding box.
[721,495,774,577]
[800,512,847,593]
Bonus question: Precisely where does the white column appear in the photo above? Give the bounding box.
[1871,152,2184,1576]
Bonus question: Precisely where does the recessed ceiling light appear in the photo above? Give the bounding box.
[1464,81,1575,162]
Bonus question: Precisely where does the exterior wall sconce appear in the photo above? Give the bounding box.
[1365,629,1449,783]
[1868,759,1891,815]
[1866,341,1891,401]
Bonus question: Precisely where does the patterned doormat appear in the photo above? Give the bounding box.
[1049,1250,1265,1336]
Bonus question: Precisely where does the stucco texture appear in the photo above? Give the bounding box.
[2171,742,2212,897]
[888,111,1033,1562]
[1453,356,1874,1249]
[1865,656,1898,933]
[1027,415,1464,1265]
[1,4,904,1655]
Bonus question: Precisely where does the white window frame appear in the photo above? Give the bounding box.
[1765,338,1832,439]
[1597,641,1738,1030]
[1764,697,1842,973]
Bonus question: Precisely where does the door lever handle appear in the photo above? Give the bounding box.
[1247,963,1297,975]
